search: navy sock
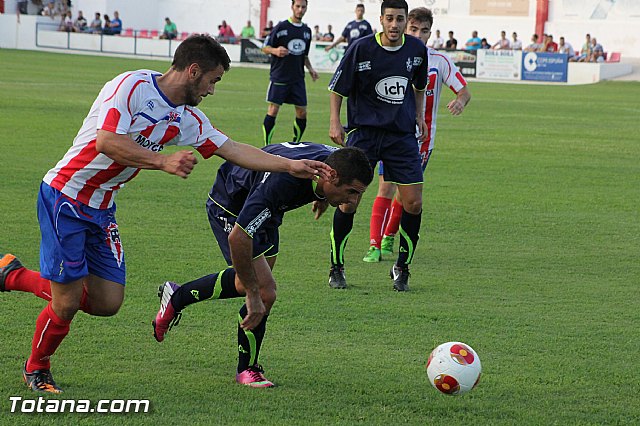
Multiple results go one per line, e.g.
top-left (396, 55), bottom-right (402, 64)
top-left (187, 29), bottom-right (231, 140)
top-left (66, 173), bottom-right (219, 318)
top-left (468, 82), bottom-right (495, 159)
top-left (263, 115), bottom-right (276, 146)
top-left (293, 117), bottom-right (307, 142)
top-left (330, 208), bottom-right (355, 268)
top-left (237, 304), bottom-right (269, 373)
top-left (396, 209), bottom-right (421, 268)
top-left (171, 268), bottom-right (241, 311)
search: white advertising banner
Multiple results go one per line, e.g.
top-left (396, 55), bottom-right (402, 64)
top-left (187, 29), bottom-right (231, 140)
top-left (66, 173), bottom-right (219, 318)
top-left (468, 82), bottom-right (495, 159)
top-left (476, 49), bottom-right (523, 80)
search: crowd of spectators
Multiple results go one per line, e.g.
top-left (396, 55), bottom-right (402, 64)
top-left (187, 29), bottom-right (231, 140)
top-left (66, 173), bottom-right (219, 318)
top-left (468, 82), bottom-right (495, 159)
top-left (56, 9), bottom-right (121, 35)
top-left (425, 29), bottom-right (608, 62)
top-left (32, 3), bottom-right (612, 61)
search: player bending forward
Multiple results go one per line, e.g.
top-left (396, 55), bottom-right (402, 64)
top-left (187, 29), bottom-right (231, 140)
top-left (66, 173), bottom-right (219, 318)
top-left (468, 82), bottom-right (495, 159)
top-left (153, 143), bottom-right (372, 387)
top-left (0, 35), bottom-right (330, 394)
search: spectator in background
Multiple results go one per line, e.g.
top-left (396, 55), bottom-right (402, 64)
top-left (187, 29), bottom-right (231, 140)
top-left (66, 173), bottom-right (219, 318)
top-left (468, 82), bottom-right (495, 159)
top-left (102, 15), bottom-right (112, 35)
top-left (88, 12), bottom-right (102, 34)
top-left (324, 3), bottom-right (373, 51)
top-left (218, 20), bottom-right (236, 43)
top-left (17, 0), bottom-right (29, 15)
top-left (429, 29), bottom-right (444, 49)
top-left (322, 24), bottom-right (335, 42)
top-left (58, 10), bottom-right (73, 32)
top-left (511, 32), bottom-right (522, 50)
top-left (524, 34), bottom-right (540, 52)
top-left (110, 11), bottom-right (122, 35)
top-left (541, 34), bottom-right (558, 52)
top-left (160, 17), bottom-right (178, 39)
top-left (313, 25), bottom-right (322, 40)
top-left (465, 30), bottom-right (481, 50)
top-left (261, 20), bottom-right (274, 39)
top-left (445, 30), bottom-right (457, 49)
top-left (491, 30), bottom-right (510, 49)
top-left (575, 33), bottom-right (592, 62)
top-left (241, 20), bottom-right (255, 39)
top-left (480, 38), bottom-right (491, 49)
top-left (558, 36), bottom-right (574, 58)
top-left (74, 10), bottom-right (87, 32)
top-left (589, 37), bottom-right (604, 62)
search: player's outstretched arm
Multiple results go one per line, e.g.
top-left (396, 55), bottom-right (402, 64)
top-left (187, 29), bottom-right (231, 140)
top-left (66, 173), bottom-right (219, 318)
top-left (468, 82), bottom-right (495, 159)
top-left (324, 35), bottom-right (346, 51)
top-left (447, 87), bottom-right (471, 116)
top-left (96, 130), bottom-right (197, 178)
top-left (216, 138), bottom-right (332, 180)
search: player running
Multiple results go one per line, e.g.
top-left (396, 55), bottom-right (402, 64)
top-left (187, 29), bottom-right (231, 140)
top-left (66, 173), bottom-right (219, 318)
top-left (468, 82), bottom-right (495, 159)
top-left (0, 35), bottom-right (330, 393)
top-left (326, 0), bottom-right (428, 291)
top-left (362, 7), bottom-right (471, 271)
top-left (152, 143), bottom-right (372, 387)
top-left (261, 0), bottom-right (318, 145)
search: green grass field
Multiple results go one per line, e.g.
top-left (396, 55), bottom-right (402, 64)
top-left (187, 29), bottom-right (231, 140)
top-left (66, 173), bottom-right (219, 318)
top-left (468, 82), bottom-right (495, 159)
top-left (0, 49), bottom-right (639, 425)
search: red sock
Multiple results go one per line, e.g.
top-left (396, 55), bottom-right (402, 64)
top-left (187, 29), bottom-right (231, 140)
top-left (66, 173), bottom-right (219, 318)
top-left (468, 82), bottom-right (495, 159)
top-left (369, 197), bottom-right (392, 248)
top-left (26, 303), bottom-right (71, 372)
top-left (384, 198), bottom-right (403, 237)
top-left (5, 267), bottom-right (52, 302)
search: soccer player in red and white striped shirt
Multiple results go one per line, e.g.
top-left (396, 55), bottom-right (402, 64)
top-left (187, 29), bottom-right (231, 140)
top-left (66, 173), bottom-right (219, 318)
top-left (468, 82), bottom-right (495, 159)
top-left (0, 34), bottom-right (330, 393)
top-left (363, 7), bottom-right (471, 271)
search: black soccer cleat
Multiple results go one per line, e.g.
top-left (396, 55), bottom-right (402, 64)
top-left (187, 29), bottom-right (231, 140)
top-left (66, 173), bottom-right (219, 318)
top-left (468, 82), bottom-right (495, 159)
top-left (0, 253), bottom-right (24, 292)
top-left (23, 363), bottom-right (63, 393)
top-left (390, 264), bottom-right (410, 292)
top-left (328, 266), bottom-right (347, 289)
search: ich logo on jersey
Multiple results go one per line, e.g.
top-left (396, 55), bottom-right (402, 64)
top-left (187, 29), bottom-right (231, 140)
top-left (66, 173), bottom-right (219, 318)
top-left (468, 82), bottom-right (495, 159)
top-left (287, 39), bottom-right (306, 55)
top-left (375, 76), bottom-right (408, 104)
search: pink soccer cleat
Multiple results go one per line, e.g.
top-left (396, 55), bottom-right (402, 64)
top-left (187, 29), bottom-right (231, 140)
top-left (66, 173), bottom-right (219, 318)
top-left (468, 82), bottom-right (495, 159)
top-left (235, 365), bottom-right (275, 388)
top-left (152, 281), bottom-right (182, 342)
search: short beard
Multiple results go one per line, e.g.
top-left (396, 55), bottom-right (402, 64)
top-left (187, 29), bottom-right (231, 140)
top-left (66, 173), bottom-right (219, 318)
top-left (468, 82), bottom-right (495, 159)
top-left (185, 75), bottom-right (204, 106)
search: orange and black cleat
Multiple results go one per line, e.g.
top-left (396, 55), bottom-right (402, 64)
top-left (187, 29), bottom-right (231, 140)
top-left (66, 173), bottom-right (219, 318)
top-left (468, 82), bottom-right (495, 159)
top-left (0, 253), bottom-right (24, 292)
top-left (23, 363), bottom-right (63, 394)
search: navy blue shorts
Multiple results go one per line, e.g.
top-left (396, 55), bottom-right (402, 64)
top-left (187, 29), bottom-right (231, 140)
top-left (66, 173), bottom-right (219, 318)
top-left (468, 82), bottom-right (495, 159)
top-left (346, 127), bottom-right (423, 185)
top-left (206, 197), bottom-right (279, 266)
top-left (37, 182), bottom-right (126, 285)
top-left (378, 147), bottom-right (433, 176)
top-left (266, 80), bottom-right (307, 107)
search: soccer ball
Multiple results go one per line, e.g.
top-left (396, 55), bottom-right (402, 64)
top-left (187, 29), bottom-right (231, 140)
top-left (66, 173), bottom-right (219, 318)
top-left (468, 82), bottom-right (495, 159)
top-left (426, 342), bottom-right (481, 395)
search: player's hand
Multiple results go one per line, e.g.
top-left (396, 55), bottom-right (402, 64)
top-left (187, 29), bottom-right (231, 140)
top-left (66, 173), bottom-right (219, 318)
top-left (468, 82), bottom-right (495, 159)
top-left (161, 151), bottom-right (198, 178)
top-left (324, 45), bottom-right (333, 52)
top-left (329, 120), bottom-right (346, 146)
top-left (447, 99), bottom-right (465, 116)
top-left (311, 199), bottom-right (329, 220)
top-left (415, 118), bottom-right (428, 143)
top-left (275, 46), bottom-right (289, 57)
top-left (241, 291), bottom-right (266, 330)
top-left (288, 159), bottom-right (333, 181)
top-left (309, 69), bottom-right (319, 82)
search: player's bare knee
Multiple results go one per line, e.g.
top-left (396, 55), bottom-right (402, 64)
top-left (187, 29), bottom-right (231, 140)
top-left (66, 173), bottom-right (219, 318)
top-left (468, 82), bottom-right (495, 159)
top-left (52, 300), bottom-right (80, 321)
top-left (403, 199), bottom-right (423, 215)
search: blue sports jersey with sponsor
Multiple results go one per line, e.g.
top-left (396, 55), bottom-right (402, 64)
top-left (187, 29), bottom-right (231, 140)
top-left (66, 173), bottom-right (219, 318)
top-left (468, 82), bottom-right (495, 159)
top-left (209, 142), bottom-right (337, 236)
top-left (328, 33), bottom-right (428, 134)
top-left (341, 19), bottom-right (373, 45)
top-left (264, 19), bottom-right (312, 84)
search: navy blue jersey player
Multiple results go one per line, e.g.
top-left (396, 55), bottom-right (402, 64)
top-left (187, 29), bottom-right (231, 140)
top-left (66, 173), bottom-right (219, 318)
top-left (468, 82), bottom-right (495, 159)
top-left (326, 0), bottom-right (428, 292)
top-left (153, 143), bottom-right (372, 387)
top-left (324, 3), bottom-right (373, 51)
top-left (261, 0), bottom-right (318, 145)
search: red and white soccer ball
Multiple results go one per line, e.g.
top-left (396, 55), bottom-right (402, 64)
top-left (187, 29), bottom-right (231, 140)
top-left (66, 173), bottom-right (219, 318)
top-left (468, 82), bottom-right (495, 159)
top-left (426, 342), bottom-right (481, 395)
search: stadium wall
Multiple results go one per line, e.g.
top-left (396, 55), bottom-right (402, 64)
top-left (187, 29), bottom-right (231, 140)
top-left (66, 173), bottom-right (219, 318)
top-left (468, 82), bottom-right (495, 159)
top-left (2, 0), bottom-right (638, 57)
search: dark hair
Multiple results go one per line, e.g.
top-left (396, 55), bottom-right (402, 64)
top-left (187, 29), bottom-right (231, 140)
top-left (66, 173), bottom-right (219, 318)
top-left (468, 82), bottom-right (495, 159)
top-left (381, 0), bottom-right (408, 16)
top-left (356, 3), bottom-right (365, 8)
top-left (292, 0), bottom-right (308, 4)
top-left (172, 34), bottom-right (231, 73)
top-left (325, 147), bottom-right (373, 187)
top-left (407, 7), bottom-right (433, 28)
